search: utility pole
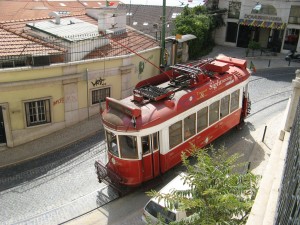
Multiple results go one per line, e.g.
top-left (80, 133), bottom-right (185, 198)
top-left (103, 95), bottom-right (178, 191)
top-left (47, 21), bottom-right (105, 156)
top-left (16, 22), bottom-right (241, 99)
top-left (160, 0), bottom-right (166, 68)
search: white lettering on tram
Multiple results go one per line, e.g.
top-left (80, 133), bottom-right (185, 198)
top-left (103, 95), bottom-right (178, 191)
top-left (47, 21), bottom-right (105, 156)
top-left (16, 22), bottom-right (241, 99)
top-left (209, 76), bottom-right (234, 90)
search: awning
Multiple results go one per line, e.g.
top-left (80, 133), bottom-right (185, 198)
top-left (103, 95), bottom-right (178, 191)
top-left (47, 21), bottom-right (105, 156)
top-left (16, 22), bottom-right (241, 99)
top-left (239, 19), bottom-right (286, 30)
top-left (166, 34), bottom-right (197, 43)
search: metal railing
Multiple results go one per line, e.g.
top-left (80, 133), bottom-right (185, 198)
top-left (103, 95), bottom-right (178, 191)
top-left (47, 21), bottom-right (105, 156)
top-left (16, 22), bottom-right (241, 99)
top-left (275, 99), bottom-right (300, 225)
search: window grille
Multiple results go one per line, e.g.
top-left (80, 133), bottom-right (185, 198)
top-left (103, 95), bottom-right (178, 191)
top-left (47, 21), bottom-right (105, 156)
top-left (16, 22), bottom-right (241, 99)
top-left (92, 87), bottom-right (110, 105)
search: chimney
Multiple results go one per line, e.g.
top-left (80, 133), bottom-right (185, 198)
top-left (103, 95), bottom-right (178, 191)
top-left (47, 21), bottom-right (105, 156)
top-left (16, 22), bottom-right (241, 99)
top-left (49, 11), bottom-right (60, 25)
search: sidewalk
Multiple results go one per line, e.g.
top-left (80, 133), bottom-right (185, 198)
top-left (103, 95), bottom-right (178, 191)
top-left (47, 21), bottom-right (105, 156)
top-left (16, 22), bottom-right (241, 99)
top-left (0, 45), bottom-right (297, 168)
top-left (205, 45), bottom-right (299, 70)
top-left (0, 115), bottom-right (102, 168)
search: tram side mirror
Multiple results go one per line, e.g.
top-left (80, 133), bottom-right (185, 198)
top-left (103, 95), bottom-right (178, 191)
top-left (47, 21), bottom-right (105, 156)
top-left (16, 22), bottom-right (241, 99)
top-left (131, 117), bottom-right (136, 128)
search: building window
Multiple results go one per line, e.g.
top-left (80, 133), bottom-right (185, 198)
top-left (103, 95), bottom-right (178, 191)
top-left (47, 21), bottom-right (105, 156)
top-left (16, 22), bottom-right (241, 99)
top-left (92, 87), bottom-right (110, 105)
top-left (226, 22), bottom-right (238, 43)
top-left (228, 1), bottom-right (241, 19)
top-left (25, 99), bottom-right (51, 127)
top-left (289, 6), bottom-right (300, 24)
top-left (251, 4), bottom-right (277, 15)
top-left (283, 28), bottom-right (299, 51)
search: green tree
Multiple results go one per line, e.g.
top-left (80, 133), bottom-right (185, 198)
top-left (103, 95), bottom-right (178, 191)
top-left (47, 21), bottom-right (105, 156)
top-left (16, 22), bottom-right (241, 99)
top-left (248, 41), bottom-right (261, 56)
top-left (147, 146), bottom-right (259, 225)
top-left (174, 6), bottom-right (227, 59)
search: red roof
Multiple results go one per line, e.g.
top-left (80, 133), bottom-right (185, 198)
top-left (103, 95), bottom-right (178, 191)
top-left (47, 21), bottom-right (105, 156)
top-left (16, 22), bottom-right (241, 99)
top-left (0, 1), bottom-right (159, 63)
top-left (0, 25), bottom-right (65, 57)
top-left (84, 28), bottom-right (159, 59)
top-left (0, 1), bottom-right (120, 21)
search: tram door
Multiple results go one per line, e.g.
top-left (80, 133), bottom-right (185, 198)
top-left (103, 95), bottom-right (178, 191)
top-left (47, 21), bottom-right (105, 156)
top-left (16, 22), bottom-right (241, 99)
top-left (141, 132), bottom-right (160, 182)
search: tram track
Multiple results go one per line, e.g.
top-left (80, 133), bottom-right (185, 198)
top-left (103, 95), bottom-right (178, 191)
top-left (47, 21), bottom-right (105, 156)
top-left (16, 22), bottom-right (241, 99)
top-left (0, 141), bottom-right (107, 192)
top-left (249, 72), bottom-right (295, 83)
top-left (247, 98), bottom-right (290, 117)
top-left (58, 185), bottom-right (119, 225)
top-left (250, 90), bottom-right (292, 104)
top-left (10, 184), bottom-right (119, 225)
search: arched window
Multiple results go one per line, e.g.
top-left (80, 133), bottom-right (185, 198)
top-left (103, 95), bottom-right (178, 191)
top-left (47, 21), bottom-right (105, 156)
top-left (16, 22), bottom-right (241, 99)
top-left (251, 4), bottom-right (277, 15)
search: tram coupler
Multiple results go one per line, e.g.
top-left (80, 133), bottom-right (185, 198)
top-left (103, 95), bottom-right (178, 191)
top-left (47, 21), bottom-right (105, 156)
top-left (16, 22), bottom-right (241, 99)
top-left (94, 160), bottom-right (131, 196)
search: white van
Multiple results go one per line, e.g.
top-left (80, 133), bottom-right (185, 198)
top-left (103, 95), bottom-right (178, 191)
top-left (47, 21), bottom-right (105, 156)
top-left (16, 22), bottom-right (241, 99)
top-left (142, 173), bottom-right (190, 224)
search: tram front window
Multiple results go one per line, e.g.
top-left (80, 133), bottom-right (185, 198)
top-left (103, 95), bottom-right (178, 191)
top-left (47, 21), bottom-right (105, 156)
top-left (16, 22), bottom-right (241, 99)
top-left (119, 135), bottom-right (138, 159)
top-left (106, 131), bottom-right (119, 157)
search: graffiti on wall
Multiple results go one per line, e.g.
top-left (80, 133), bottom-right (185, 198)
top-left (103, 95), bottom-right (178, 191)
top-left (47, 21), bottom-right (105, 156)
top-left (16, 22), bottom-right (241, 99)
top-left (53, 97), bottom-right (64, 106)
top-left (91, 77), bottom-right (106, 87)
top-left (65, 95), bottom-right (78, 103)
top-left (53, 95), bottom-right (78, 106)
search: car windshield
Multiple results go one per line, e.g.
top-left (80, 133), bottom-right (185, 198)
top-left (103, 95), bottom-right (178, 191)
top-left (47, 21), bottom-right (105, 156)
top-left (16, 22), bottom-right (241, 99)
top-left (145, 200), bottom-right (176, 224)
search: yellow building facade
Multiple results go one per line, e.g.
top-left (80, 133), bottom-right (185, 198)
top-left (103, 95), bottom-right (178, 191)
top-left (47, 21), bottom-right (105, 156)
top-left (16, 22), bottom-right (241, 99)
top-left (0, 49), bottom-right (160, 148)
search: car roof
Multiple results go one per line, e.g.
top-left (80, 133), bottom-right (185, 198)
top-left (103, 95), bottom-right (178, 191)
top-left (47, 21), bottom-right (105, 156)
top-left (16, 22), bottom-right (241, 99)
top-left (149, 172), bottom-right (191, 210)
top-left (159, 173), bottom-right (190, 194)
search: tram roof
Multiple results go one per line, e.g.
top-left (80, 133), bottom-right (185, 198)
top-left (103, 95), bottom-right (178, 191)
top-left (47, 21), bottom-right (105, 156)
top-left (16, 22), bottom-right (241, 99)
top-left (102, 55), bottom-right (251, 131)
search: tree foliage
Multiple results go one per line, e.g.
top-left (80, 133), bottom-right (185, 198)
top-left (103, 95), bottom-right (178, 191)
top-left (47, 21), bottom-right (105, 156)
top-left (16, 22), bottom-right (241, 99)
top-left (173, 6), bottom-right (227, 59)
top-left (147, 146), bottom-right (260, 225)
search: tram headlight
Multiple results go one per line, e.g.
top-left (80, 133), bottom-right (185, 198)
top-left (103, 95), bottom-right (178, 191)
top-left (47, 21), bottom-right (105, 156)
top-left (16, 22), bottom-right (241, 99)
top-left (111, 158), bottom-right (116, 165)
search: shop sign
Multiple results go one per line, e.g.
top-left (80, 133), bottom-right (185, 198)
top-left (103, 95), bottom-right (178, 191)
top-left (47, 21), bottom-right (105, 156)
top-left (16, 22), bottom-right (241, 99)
top-left (244, 14), bottom-right (282, 22)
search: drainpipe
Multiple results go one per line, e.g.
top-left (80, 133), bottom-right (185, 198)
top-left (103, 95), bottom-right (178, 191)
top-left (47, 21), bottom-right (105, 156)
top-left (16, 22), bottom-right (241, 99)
top-left (86, 68), bottom-right (90, 120)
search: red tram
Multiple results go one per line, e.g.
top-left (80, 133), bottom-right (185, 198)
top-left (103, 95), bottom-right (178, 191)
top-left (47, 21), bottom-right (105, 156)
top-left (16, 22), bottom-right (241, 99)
top-left (95, 55), bottom-right (251, 188)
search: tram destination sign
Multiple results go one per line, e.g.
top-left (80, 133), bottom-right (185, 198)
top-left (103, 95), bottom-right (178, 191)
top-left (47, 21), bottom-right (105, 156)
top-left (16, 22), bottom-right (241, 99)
top-left (106, 97), bottom-right (141, 118)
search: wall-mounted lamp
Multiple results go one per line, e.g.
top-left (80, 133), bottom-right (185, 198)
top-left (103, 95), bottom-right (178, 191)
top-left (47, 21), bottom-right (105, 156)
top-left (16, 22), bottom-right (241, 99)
top-left (253, 2), bottom-right (262, 11)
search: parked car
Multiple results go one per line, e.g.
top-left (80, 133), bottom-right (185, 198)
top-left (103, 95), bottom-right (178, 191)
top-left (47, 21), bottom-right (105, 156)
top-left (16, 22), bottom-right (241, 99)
top-left (142, 173), bottom-right (190, 224)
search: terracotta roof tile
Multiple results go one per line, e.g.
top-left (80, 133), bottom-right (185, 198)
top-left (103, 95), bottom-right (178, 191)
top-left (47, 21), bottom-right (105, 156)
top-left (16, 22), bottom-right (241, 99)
top-left (0, 1), bottom-right (159, 63)
top-left (0, 27), bottom-right (65, 57)
top-left (0, 1), bottom-right (119, 21)
top-left (117, 4), bottom-right (183, 38)
top-left (84, 28), bottom-right (159, 59)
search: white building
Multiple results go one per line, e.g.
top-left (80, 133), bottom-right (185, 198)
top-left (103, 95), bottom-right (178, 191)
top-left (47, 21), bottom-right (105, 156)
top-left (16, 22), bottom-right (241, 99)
top-left (214, 0), bottom-right (300, 54)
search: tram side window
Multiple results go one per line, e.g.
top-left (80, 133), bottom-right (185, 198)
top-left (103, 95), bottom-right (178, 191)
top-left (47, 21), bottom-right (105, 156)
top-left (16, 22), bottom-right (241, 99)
top-left (220, 95), bottom-right (230, 118)
top-left (197, 107), bottom-right (208, 132)
top-left (106, 131), bottom-right (119, 157)
top-left (230, 90), bottom-right (240, 112)
top-left (184, 113), bottom-right (196, 140)
top-left (119, 135), bottom-right (138, 159)
top-left (169, 121), bottom-right (182, 149)
top-left (153, 132), bottom-right (159, 150)
top-left (209, 100), bottom-right (220, 125)
top-left (142, 135), bottom-right (150, 155)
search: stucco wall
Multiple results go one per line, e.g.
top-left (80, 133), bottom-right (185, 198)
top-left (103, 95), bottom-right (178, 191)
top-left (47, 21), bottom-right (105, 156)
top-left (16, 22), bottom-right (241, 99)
top-left (0, 47), bottom-right (160, 147)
